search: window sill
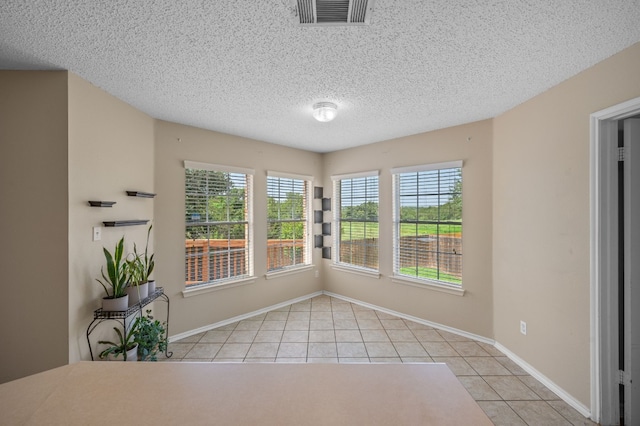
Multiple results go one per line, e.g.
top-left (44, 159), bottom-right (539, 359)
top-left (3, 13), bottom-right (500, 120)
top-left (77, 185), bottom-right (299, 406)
top-left (265, 265), bottom-right (313, 280)
top-left (182, 276), bottom-right (256, 298)
top-left (331, 264), bottom-right (381, 279)
top-left (391, 275), bottom-right (465, 296)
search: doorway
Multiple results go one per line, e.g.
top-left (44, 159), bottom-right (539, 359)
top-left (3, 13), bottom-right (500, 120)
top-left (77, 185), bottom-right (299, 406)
top-left (591, 98), bottom-right (640, 425)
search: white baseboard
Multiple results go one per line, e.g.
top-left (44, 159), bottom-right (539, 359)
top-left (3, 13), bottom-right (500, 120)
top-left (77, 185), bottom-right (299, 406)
top-left (493, 342), bottom-right (591, 418)
top-left (323, 291), bottom-right (494, 345)
top-left (168, 291), bottom-right (323, 342)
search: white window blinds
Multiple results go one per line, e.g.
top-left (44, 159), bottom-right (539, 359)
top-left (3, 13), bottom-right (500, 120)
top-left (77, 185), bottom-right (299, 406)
top-left (266, 172), bottom-right (311, 272)
top-left (184, 161), bottom-right (254, 287)
top-left (333, 171), bottom-right (379, 271)
top-left (392, 162), bottom-right (462, 286)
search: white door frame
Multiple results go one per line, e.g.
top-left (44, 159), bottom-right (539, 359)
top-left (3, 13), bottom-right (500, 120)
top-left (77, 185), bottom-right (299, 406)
top-left (590, 96), bottom-right (640, 424)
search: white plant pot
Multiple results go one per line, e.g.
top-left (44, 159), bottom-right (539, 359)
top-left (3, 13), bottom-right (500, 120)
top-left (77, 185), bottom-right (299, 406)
top-left (125, 344), bottom-right (138, 361)
top-left (147, 280), bottom-right (156, 295)
top-left (102, 294), bottom-right (129, 312)
top-left (140, 282), bottom-right (149, 299)
top-left (127, 282), bottom-right (149, 306)
top-left (106, 344), bottom-right (138, 361)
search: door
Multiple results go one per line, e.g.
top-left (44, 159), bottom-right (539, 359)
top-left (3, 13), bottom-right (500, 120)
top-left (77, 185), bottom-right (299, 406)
top-left (624, 118), bottom-right (640, 425)
top-left (591, 98), bottom-right (640, 425)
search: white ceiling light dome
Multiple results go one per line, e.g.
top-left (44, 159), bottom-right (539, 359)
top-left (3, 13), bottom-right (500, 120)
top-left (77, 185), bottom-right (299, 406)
top-left (312, 102), bottom-right (338, 122)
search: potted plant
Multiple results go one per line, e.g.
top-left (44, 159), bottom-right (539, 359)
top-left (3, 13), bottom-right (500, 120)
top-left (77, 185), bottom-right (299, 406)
top-left (126, 224), bottom-right (155, 305)
top-left (139, 224), bottom-right (156, 294)
top-left (125, 254), bottom-right (148, 306)
top-left (135, 309), bottom-right (167, 361)
top-left (96, 236), bottom-right (129, 311)
top-left (98, 322), bottom-right (139, 361)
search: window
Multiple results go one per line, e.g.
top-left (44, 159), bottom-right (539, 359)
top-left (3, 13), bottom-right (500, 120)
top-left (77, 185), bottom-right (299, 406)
top-left (184, 161), bottom-right (254, 288)
top-left (333, 171), bottom-right (379, 271)
top-left (267, 172), bottom-right (311, 272)
top-left (392, 161), bottom-right (462, 286)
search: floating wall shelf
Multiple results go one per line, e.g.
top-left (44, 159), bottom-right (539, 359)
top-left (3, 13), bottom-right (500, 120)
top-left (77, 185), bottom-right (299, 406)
top-left (126, 191), bottom-right (156, 198)
top-left (88, 201), bottom-right (116, 207)
top-left (322, 247), bottom-right (331, 259)
top-left (313, 187), bottom-right (332, 256)
top-left (103, 220), bottom-right (149, 227)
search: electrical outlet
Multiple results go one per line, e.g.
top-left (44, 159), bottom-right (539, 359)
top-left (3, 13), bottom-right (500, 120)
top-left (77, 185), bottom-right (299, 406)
top-left (92, 226), bottom-right (102, 242)
top-left (520, 320), bottom-right (527, 335)
top-left (315, 270), bottom-right (319, 278)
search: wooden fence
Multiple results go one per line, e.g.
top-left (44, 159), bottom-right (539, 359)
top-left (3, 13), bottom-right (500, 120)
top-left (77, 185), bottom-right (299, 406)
top-left (186, 235), bottom-right (462, 285)
top-left (185, 239), bottom-right (305, 285)
top-left (338, 238), bottom-right (379, 270)
top-left (338, 236), bottom-right (462, 278)
top-left (397, 235), bottom-right (462, 278)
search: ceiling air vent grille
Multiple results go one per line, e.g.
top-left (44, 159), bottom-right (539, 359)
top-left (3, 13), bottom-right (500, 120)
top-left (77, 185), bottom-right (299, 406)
top-left (295, 0), bottom-right (374, 26)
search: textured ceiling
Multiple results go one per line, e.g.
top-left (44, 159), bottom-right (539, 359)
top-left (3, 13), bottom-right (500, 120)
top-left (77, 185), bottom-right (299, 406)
top-left (1, 1), bottom-right (640, 153)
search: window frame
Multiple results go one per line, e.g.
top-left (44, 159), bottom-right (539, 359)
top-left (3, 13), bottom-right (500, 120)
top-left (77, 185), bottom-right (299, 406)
top-left (391, 161), bottom-right (463, 293)
top-left (183, 160), bottom-right (255, 292)
top-left (265, 171), bottom-right (312, 276)
top-left (332, 170), bottom-right (380, 274)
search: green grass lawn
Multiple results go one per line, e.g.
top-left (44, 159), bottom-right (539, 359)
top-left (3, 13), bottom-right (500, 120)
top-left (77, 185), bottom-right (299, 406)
top-left (399, 223), bottom-right (461, 236)
top-left (399, 267), bottom-right (462, 285)
top-left (339, 222), bottom-right (461, 240)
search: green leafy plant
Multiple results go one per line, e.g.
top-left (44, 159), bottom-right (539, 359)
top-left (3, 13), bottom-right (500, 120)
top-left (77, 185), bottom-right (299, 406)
top-left (126, 254), bottom-right (145, 287)
top-left (143, 224), bottom-right (155, 282)
top-left (134, 310), bottom-right (167, 361)
top-left (132, 224), bottom-right (155, 283)
top-left (98, 322), bottom-right (138, 361)
top-left (96, 236), bottom-right (128, 299)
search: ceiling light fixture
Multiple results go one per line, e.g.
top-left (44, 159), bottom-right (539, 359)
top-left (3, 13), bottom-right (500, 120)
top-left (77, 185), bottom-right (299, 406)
top-left (312, 102), bottom-right (338, 122)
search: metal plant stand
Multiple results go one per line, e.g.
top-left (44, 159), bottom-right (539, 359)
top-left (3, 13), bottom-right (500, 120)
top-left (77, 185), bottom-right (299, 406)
top-left (86, 287), bottom-right (172, 360)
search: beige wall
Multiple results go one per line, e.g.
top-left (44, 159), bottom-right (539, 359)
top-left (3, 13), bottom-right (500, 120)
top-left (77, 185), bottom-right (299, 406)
top-left (0, 71), bottom-right (69, 383)
top-left (493, 42), bottom-right (640, 406)
top-left (154, 121), bottom-right (324, 336)
top-left (322, 120), bottom-right (494, 338)
top-left (67, 73), bottom-right (155, 363)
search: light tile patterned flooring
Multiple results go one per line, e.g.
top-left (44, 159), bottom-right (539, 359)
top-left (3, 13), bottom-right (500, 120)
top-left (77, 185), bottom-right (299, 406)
top-left (162, 295), bottom-right (596, 426)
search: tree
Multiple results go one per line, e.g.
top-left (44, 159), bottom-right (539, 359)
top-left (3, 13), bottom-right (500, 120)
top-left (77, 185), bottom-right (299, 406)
top-left (440, 172), bottom-right (462, 221)
top-left (341, 201), bottom-right (378, 221)
top-left (267, 191), bottom-right (305, 240)
top-left (185, 169), bottom-right (246, 239)
top-left (398, 170), bottom-right (461, 223)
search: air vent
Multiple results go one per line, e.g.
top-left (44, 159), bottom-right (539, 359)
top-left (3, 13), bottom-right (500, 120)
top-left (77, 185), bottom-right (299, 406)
top-left (295, 0), bottom-right (375, 26)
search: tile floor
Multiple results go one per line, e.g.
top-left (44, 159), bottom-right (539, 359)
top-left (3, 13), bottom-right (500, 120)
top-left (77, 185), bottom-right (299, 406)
top-left (161, 295), bottom-right (596, 426)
